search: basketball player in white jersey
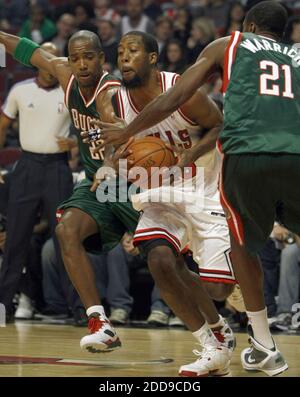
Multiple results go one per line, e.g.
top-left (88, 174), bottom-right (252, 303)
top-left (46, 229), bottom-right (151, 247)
top-left (91, 32), bottom-right (245, 376)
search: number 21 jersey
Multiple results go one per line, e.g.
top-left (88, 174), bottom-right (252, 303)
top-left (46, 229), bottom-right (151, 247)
top-left (220, 31), bottom-right (300, 154)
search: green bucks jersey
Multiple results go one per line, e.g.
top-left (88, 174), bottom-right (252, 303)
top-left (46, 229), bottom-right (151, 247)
top-left (219, 31), bottom-right (300, 154)
top-left (65, 72), bottom-right (120, 179)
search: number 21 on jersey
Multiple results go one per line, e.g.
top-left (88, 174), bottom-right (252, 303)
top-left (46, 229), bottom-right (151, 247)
top-left (259, 60), bottom-right (294, 98)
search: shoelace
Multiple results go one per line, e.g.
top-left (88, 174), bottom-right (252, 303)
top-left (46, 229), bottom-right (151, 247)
top-left (192, 344), bottom-right (220, 361)
top-left (88, 317), bottom-right (107, 334)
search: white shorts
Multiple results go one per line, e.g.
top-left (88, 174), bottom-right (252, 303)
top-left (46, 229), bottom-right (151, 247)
top-left (132, 187), bottom-right (236, 284)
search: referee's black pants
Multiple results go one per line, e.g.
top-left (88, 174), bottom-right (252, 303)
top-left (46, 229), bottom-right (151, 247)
top-left (0, 151), bottom-right (77, 313)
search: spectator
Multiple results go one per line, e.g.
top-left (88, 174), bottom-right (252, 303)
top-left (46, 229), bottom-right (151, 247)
top-left (97, 19), bottom-right (119, 71)
top-left (223, 1), bottom-right (246, 36)
top-left (154, 16), bottom-right (174, 54)
top-left (143, 0), bottom-right (162, 22)
top-left (18, 4), bottom-right (57, 44)
top-left (94, 0), bottom-right (121, 25)
top-left (0, 43), bottom-right (75, 322)
top-left (164, 0), bottom-right (192, 20)
top-left (283, 15), bottom-right (300, 44)
top-left (14, 217), bottom-right (49, 319)
top-left (272, 234), bottom-right (300, 331)
top-left (73, 0), bottom-right (98, 34)
top-left (41, 237), bottom-right (133, 325)
top-left (51, 13), bottom-right (76, 57)
top-left (1, 0), bottom-right (49, 30)
top-left (160, 38), bottom-right (188, 74)
top-left (173, 6), bottom-right (192, 45)
top-left (203, 0), bottom-right (232, 35)
top-left (187, 17), bottom-right (216, 64)
top-left (260, 223), bottom-right (300, 329)
top-left (0, 118), bottom-right (20, 149)
top-left (0, 170), bottom-right (49, 319)
top-left (0, 0), bottom-right (10, 31)
top-left (118, 0), bottom-right (154, 37)
top-left (147, 284), bottom-right (171, 326)
top-left (73, 0), bottom-right (95, 27)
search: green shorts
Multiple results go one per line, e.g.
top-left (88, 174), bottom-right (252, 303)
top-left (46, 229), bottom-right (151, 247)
top-left (57, 178), bottom-right (139, 254)
top-left (220, 153), bottom-right (300, 254)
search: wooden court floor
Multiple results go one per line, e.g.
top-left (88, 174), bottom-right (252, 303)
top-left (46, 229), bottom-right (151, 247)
top-left (0, 322), bottom-right (299, 377)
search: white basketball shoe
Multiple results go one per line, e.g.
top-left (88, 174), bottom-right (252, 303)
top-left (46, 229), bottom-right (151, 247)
top-left (80, 315), bottom-right (121, 353)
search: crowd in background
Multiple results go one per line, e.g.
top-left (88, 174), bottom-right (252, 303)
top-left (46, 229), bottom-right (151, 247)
top-left (0, 0), bottom-right (299, 332)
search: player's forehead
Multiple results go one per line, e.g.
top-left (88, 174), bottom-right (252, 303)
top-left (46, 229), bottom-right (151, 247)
top-left (69, 39), bottom-right (97, 55)
top-left (119, 35), bottom-right (144, 49)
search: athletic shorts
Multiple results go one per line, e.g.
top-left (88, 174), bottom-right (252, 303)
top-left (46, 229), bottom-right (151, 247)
top-left (132, 186), bottom-right (236, 284)
top-left (219, 153), bottom-right (300, 254)
top-left (57, 178), bottom-right (139, 254)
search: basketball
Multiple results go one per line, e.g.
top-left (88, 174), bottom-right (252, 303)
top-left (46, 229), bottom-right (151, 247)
top-left (127, 136), bottom-right (176, 188)
top-left (126, 136), bottom-right (177, 187)
top-left (126, 135), bottom-right (177, 171)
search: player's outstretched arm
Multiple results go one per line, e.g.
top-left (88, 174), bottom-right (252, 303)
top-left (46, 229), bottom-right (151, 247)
top-left (0, 31), bottom-right (70, 90)
top-left (98, 37), bottom-right (229, 149)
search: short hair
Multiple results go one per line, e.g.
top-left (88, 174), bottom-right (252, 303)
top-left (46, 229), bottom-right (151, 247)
top-left (245, 1), bottom-right (288, 39)
top-left (69, 30), bottom-right (102, 53)
top-left (123, 31), bottom-right (159, 55)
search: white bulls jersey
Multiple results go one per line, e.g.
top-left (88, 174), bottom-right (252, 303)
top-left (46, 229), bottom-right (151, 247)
top-left (113, 71), bottom-right (235, 285)
top-left (115, 71), bottom-right (221, 198)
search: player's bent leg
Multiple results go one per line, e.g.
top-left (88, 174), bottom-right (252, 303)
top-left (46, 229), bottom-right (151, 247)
top-left (140, 241), bottom-right (232, 377)
top-left (203, 281), bottom-right (234, 302)
top-left (146, 243), bottom-right (206, 332)
top-left (56, 208), bottom-right (121, 353)
top-left (174, 257), bottom-right (236, 353)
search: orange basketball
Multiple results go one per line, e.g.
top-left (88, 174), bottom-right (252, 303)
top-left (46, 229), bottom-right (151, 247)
top-left (126, 136), bottom-right (177, 187)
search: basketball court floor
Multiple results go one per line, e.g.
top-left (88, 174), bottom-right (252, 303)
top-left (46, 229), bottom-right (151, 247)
top-left (0, 322), bottom-right (299, 377)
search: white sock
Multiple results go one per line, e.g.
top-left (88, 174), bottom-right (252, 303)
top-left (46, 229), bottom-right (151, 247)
top-left (247, 308), bottom-right (274, 349)
top-left (192, 322), bottom-right (218, 347)
top-left (209, 315), bottom-right (224, 329)
top-left (86, 305), bottom-right (107, 319)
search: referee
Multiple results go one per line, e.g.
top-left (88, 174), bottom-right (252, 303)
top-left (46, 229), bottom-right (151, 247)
top-left (0, 42), bottom-right (75, 320)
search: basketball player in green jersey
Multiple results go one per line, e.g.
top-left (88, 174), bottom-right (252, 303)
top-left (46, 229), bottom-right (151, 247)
top-left (97, 1), bottom-right (297, 375)
top-left (0, 29), bottom-right (140, 351)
